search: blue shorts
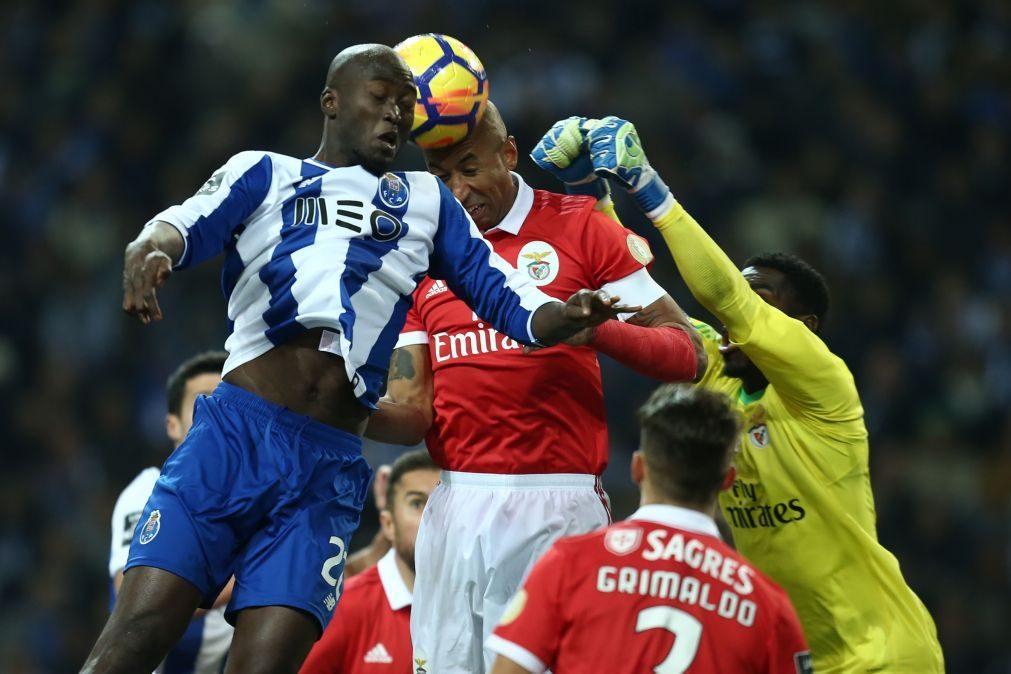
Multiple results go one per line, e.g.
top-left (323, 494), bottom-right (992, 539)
top-left (125, 381), bottom-right (372, 630)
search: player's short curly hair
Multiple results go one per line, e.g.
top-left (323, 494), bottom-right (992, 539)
top-left (385, 449), bottom-right (439, 510)
top-left (743, 252), bottom-right (830, 327)
top-left (637, 385), bottom-right (740, 505)
top-left (165, 351), bottom-right (228, 416)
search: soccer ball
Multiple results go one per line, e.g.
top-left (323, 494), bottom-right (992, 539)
top-left (394, 34), bottom-right (489, 149)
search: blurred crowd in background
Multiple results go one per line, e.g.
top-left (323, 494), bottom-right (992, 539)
top-left (2, 0), bottom-right (1009, 671)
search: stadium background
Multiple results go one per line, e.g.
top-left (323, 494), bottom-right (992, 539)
top-left (2, 1), bottom-right (1009, 671)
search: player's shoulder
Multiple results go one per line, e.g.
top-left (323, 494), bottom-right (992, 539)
top-left (342, 564), bottom-right (383, 597)
top-left (400, 170), bottom-right (442, 192)
top-left (529, 188), bottom-right (596, 224)
top-left (690, 318), bottom-right (722, 344)
top-left (333, 565), bottom-right (384, 617)
top-left (551, 522), bottom-right (637, 557)
top-left (220, 150), bottom-right (281, 173)
top-left (412, 275), bottom-right (446, 301)
top-left (398, 171), bottom-right (455, 214)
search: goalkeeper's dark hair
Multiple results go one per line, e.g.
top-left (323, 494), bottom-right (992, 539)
top-left (385, 449), bottom-right (439, 509)
top-left (744, 252), bottom-right (829, 327)
top-left (166, 351), bottom-right (228, 416)
top-left (637, 385), bottom-right (740, 505)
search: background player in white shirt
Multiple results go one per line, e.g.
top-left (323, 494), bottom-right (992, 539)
top-left (84, 43), bottom-right (632, 674)
top-left (109, 351), bottom-right (233, 674)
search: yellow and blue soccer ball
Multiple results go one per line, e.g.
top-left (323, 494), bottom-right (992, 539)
top-left (394, 34), bottom-right (489, 149)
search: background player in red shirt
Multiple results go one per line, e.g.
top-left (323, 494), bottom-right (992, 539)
top-left (300, 450), bottom-right (439, 674)
top-left (488, 385), bottom-right (811, 674)
top-left (366, 100), bottom-right (706, 674)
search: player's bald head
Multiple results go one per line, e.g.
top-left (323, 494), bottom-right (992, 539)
top-left (472, 101), bottom-right (507, 145)
top-left (325, 43), bottom-right (411, 90)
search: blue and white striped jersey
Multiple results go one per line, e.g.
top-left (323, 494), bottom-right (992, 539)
top-left (148, 152), bottom-right (555, 407)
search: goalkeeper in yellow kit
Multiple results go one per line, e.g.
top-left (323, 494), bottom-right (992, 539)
top-left (532, 117), bottom-right (943, 673)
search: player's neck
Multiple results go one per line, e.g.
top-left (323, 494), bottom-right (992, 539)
top-left (641, 486), bottom-right (717, 520)
top-left (313, 136), bottom-right (355, 169)
top-left (395, 553), bottom-right (416, 592)
top-left (739, 371), bottom-right (768, 395)
top-left (313, 147), bottom-right (347, 169)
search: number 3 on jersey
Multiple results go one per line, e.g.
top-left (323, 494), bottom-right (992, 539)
top-left (636, 606), bottom-right (702, 674)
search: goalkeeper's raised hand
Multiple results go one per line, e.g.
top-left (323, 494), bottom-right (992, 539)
top-left (530, 116), bottom-right (609, 200)
top-left (587, 116), bottom-right (675, 219)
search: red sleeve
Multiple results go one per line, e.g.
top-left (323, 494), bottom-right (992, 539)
top-left (489, 545), bottom-right (568, 672)
top-left (401, 298), bottom-right (425, 334)
top-left (397, 285), bottom-right (428, 345)
top-left (581, 209), bottom-right (654, 286)
top-left (764, 591), bottom-right (812, 674)
top-left (299, 615), bottom-right (348, 674)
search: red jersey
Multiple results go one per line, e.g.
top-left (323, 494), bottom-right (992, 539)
top-left (398, 175), bottom-right (663, 475)
top-left (489, 504), bottom-right (812, 674)
top-left (300, 551), bottom-right (412, 674)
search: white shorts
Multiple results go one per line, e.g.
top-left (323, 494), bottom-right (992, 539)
top-left (410, 471), bottom-right (610, 674)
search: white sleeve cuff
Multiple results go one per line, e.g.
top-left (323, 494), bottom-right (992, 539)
top-left (601, 268), bottom-right (667, 321)
top-left (394, 331), bottom-right (429, 349)
top-left (144, 217), bottom-right (190, 269)
top-left (486, 635), bottom-right (547, 674)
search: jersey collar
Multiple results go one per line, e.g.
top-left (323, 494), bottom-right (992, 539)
top-left (376, 548), bottom-right (412, 610)
top-left (487, 172), bottom-right (533, 236)
top-left (629, 504), bottom-right (722, 540)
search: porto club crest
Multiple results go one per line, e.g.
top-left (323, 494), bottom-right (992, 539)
top-left (138, 510), bottom-right (162, 545)
top-left (379, 172), bottom-right (410, 209)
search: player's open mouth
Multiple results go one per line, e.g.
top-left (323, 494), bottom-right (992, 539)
top-left (467, 204), bottom-right (485, 220)
top-left (377, 132), bottom-right (398, 152)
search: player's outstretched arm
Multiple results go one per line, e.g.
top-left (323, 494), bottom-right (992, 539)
top-left (122, 222), bottom-right (184, 324)
top-left (587, 117), bottom-right (852, 410)
top-left (559, 292), bottom-right (705, 382)
top-left (611, 294), bottom-right (707, 381)
top-left (367, 345), bottom-right (434, 445)
top-left (532, 289), bottom-right (640, 346)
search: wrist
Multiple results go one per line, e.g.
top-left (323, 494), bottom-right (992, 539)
top-left (565, 177), bottom-right (609, 200)
top-left (532, 300), bottom-right (586, 346)
top-left (586, 320), bottom-right (611, 346)
top-left (631, 172), bottom-right (673, 217)
top-left (139, 220), bottom-right (186, 265)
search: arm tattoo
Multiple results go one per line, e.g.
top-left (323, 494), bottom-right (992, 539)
top-left (389, 349), bottom-right (416, 381)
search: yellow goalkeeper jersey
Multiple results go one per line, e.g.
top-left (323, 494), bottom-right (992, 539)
top-left (654, 202), bottom-right (943, 673)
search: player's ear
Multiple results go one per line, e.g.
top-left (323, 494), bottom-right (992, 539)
top-left (631, 451), bottom-right (645, 486)
top-left (720, 465), bottom-right (736, 492)
top-left (166, 414), bottom-right (183, 446)
top-left (321, 87), bottom-right (339, 119)
top-left (800, 313), bottom-right (819, 334)
top-left (502, 135), bottom-right (518, 170)
top-left (379, 508), bottom-right (395, 544)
